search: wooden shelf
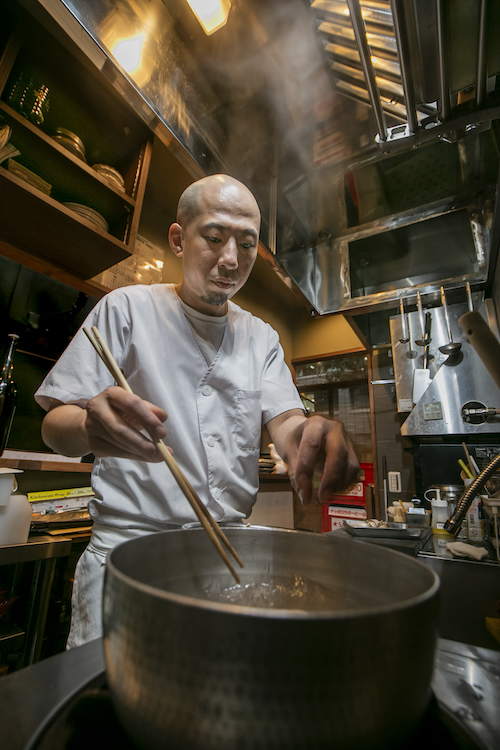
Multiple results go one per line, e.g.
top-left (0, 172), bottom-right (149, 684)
top-left (0, 625), bottom-right (25, 650)
top-left (0, 102), bottom-right (137, 210)
top-left (0, 164), bottom-right (133, 278)
top-left (0, 237), bottom-right (110, 298)
top-left (0, 12), bottom-right (153, 292)
top-left (0, 453), bottom-right (92, 473)
top-left (259, 473), bottom-right (292, 483)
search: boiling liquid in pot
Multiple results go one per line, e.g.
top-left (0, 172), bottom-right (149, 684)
top-left (201, 574), bottom-right (378, 612)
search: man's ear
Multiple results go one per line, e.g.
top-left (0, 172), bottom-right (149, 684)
top-left (168, 223), bottom-right (184, 257)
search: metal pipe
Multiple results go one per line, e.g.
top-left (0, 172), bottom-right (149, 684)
top-left (445, 453), bottom-right (500, 535)
top-left (346, 0), bottom-right (388, 141)
top-left (389, 0), bottom-right (417, 133)
top-left (435, 0), bottom-right (449, 121)
top-left (335, 79), bottom-right (408, 121)
top-left (476, 0), bottom-right (488, 106)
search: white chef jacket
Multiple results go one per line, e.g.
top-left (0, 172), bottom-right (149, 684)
top-left (35, 283), bottom-right (304, 531)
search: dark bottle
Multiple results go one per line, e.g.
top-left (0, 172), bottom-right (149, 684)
top-left (0, 334), bottom-right (19, 456)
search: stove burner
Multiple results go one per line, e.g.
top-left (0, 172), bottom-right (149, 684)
top-left (26, 674), bottom-right (484, 750)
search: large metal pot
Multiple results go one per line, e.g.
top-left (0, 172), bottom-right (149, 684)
top-left (103, 526), bottom-right (440, 750)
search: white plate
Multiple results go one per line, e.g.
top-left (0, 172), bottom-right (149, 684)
top-left (63, 202), bottom-right (109, 232)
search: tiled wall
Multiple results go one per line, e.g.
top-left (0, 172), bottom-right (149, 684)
top-left (371, 346), bottom-right (416, 516)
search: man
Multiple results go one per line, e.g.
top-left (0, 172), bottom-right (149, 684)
top-left (36, 174), bottom-right (359, 647)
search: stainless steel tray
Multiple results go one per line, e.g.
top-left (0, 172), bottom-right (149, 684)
top-left (343, 521), bottom-right (429, 539)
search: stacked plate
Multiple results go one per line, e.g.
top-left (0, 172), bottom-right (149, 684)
top-left (0, 123), bottom-right (12, 149)
top-left (63, 202), bottom-right (109, 232)
top-left (52, 128), bottom-right (87, 162)
top-left (92, 163), bottom-right (125, 192)
top-left (8, 159), bottom-right (51, 195)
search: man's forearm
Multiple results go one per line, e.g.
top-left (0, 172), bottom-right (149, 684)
top-left (266, 411), bottom-right (306, 465)
top-left (41, 405), bottom-right (91, 457)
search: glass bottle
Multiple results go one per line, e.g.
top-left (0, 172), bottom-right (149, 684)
top-left (0, 334), bottom-right (19, 456)
top-left (7, 72), bottom-right (50, 127)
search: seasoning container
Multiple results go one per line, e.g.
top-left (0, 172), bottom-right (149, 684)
top-left (406, 507), bottom-right (431, 527)
top-left (431, 490), bottom-right (449, 533)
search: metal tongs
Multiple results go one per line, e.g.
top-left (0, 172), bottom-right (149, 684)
top-left (83, 325), bottom-right (243, 583)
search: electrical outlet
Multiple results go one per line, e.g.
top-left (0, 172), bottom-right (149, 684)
top-left (388, 471), bottom-right (402, 493)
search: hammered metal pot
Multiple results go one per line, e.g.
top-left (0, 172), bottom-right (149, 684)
top-left (103, 526), bottom-right (440, 750)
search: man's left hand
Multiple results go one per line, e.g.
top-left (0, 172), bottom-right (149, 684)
top-left (267, 411), bottom-right (360, 504)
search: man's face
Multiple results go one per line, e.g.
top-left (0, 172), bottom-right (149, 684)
top-left (170, 180), bottom-right (261, 316)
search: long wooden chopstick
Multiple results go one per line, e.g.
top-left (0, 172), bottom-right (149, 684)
top-left (83, 325), bottom-right (243, 582)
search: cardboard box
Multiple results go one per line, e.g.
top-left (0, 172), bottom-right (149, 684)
top-left (467, 496), bottom-right (484, 542)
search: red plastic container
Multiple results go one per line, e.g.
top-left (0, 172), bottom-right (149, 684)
top-left (320, 463), bottom-right (373, 533)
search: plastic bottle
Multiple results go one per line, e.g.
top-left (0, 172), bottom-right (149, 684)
top-left (431, 488), bottom-right (450, 534)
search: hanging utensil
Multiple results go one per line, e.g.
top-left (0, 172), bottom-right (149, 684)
top-left (413, 312), bottom-right (433, 403)
top-left (466, 281), bottom-right (474, 312)
top-left (415, 291), bottom-right (430, 347)
top-left (438, 286), bottom-right (462, 355)
top-left (399, 296), bottom-right (410, 344)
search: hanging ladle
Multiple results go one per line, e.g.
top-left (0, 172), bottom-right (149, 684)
top-left (415, 291), bottom-right (431, 347)
top-left (466, 281), bottom-right (474, 312)
top-left (438, 286), bottom-right (462, 355)
top-left (399, 295), bottom-right (410, 344)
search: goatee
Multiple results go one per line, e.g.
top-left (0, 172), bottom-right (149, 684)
top-left (201, 292), bottom-right (228, 307)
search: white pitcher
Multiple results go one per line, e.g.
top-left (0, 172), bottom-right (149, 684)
top-left (0, 468), bottom-right (31, 545)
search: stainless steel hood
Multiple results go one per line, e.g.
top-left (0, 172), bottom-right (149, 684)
top-left (32, 0), bottom-right (500, 314)
top-left (390, 297), bottom-right (500, 437)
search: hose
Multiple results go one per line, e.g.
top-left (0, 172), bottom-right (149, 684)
top-left (444, 452), bottom-right (500, 536)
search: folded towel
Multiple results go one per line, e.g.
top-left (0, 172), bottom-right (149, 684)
top-left (445, 542), bottom-right (488, 561)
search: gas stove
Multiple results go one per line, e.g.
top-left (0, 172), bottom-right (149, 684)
top-left (0, 638), bottom-right (498, 750)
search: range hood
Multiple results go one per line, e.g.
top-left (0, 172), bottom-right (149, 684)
top-left (29, 0), bottom-right (500, 314)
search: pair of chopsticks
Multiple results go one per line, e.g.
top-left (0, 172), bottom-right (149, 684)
top-left (83, 325), bottom-right (243, 583)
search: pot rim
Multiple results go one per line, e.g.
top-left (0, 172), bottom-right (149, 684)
top-left (105, 525), bottom-right (440, 621)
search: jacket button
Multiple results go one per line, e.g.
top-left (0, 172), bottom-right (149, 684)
top-left (207, 435), bottom-right (216, 447)
top-left (202, 385), bottom-right (212, 396)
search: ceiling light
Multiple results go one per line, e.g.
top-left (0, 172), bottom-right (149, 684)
top-left (186, 0), bottom-right (231, 35)
top-left (99, 9), bottom-right (157, 88)
top-left (112, 33), bottom-right (146, 74)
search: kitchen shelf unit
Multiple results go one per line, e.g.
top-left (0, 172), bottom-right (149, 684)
top-left (0, 535), bottom-right (73, 671)
top-left (0, 7), bottom-right (153, 295)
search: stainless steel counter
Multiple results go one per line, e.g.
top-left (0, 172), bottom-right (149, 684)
top-left (417, 538), bottom-right (500, 652)
top-left (433, 638), bottom-right (500, 750)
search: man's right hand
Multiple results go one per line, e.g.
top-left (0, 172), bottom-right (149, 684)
top-left (41, 387), bottom-right (168, 462)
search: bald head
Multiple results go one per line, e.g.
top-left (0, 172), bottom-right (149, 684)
top-left (177, 174), bottom-right (260, 230)
top-left (169, 173), bottom-right (261, 316)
